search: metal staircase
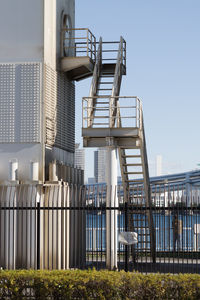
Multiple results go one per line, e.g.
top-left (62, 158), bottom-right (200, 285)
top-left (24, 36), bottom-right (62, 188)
top-left (82, 37), bottom-right (156, 263)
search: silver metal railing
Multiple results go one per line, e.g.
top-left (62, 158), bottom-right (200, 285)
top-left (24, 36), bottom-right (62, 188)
top-left (82, 96), bottom-right (142, 129)
top-left (61, 28), bottom-right (96, 61)
top-left (96, 38), bottom-right (126, 68)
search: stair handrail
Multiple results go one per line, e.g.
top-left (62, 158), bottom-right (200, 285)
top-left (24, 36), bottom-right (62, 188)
top-left (87, 37), bottom-right (102, 128)
top-left (110, 36), bottom-right (125, 127)
top-left (140, 111), bottom-right (156, 262)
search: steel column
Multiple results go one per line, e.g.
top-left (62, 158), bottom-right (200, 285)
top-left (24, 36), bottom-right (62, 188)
top-left (106, 147), bottom-right (118, 270)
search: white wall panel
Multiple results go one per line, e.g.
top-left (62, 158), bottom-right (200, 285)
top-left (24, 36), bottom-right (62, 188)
top-left (0, 0), bottom-right (44, 62)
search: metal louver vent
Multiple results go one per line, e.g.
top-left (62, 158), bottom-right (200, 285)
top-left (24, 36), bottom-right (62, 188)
top-left (44, 65), bottom-right (75, 153)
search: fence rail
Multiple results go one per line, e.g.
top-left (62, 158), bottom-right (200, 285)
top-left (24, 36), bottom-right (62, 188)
top-left (0, 183), bottom-right (200, 273)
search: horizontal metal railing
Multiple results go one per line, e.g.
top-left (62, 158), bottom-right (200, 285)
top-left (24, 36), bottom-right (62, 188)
top-left (61, 28), bottom-right (96, 61)
top-left (0, 182), bottom-right (200, 273)
top-left (96, 39), bottom-right (126, 68)
top-left (82, 96), bottom-right (142, 129)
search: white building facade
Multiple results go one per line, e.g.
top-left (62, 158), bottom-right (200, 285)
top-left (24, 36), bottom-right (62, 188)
top-left (74, 143), bottom-right (85, 171)
top-left (0, 0), bottom-right (75, 182)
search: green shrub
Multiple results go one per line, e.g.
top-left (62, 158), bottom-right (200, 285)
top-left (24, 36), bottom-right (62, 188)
top-left (0, 269), bottom-right (200, 299)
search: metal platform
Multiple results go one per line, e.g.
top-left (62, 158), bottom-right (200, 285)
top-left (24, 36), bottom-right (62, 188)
top-left (60, 28), bottom-right (96, 80)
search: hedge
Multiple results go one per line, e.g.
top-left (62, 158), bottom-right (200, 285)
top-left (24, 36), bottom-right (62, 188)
top-left (0, 269), bottom-right (200, 299)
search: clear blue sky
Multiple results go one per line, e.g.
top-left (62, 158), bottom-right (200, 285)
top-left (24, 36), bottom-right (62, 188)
top-left (75, 0), bottom-right (200, 180)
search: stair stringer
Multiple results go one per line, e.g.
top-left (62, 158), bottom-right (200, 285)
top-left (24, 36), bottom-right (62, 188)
top-left (140, 114), bottom-right (156, 262)
top-left (87, 37), bottom-right (102, 128)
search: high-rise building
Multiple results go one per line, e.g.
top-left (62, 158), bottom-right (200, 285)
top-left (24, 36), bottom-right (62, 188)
top-left (74, 143), bottom-right (85, 171)
top-left (94, 148), bottom-right (107, 183)
top-left (88, 177), bottom-right (96, 184)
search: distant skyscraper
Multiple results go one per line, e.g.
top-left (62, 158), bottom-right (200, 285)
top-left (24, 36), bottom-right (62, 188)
top-left (156, 155), bottom-right (162, 176)
top-left (94, 148), bottom-right (107, 183)
top-left (74, 143), bottom-right (85, 171)
top-left (88, 177), bottom-right (96, 184)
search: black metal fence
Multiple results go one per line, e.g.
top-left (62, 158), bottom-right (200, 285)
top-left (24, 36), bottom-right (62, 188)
top-left (0, 183), bottom-right (200, 273)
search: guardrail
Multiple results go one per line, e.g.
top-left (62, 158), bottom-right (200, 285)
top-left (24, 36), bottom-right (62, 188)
top-left (82, 96), bottom-right (142, 129)
top-left (61, 28), bottom-right (96, 61)
top-left (95, 39), bottom-right (126, 68)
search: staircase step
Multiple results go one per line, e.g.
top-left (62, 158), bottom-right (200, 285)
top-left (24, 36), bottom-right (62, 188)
top-left (95, 102), bottom-right (110, 104)
top-left (124, 172), bottom-right (143, 175)
top-left (94, 116), bottom-right (109, 118)
top-left (123, 163), bottom-right (142, 166)
top-left (122, 155), bottom-right (141, 158)
top-left (93, 123), bottom-right (109, 125)
top-left (98, 95), bottom-right (111, 99)
top-left (125, 180), bottom-right (144, 183)
top-left (101, 75), bottom-right (114, 78)
top-left (97, 88), bottom-right (112, 91)
top-left (95, 108), bottom-right (109, 111)
top-left (99, 82), bottom-right (113, 84)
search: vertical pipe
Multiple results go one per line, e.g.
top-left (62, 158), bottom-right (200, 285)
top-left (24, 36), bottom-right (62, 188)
top-left (37, 201), bottom-right (40, 270)
top-left (106, 147), bottom-right (118, 270)
top-left (135, 98), bottom-right (138, 128)
top-left (49, 161), bottom-right (58, 181)
top-left (185, 173), bottom-right (191, 207)
top-left (87, 29), bottom-right (89, 57)
top-left (9, 161), bottom-right (18, 181)
top-left (30, 162), bottom-right (39, 181)
top-left (124, 201), bottom-right (128, 272)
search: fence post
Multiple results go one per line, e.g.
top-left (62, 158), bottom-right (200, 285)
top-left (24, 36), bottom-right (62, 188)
top-left (125, 201), bottom-right (128, 272)
top-left (37, 201), bottom-right (40, 270)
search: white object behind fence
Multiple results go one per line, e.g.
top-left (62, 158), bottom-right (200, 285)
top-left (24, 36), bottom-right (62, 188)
top-left (119, 232), bottom-right (138, 245)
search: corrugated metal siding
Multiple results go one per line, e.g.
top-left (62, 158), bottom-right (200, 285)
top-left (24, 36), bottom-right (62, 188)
top-left (0, 63), bottom-right (41, 143)
top-left (44, 65), bottom-right (75, 153)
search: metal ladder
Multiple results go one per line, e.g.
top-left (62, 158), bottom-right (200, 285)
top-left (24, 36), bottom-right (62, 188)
top-left (82, 37), bottom-right (156, 262)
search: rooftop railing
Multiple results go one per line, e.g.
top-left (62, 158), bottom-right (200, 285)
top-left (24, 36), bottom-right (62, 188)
top-left (61, 28), bottom-right (96, 61)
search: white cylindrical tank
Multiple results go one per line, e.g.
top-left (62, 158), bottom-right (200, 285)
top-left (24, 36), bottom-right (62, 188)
top-left (30, 162), bottom-right (39, 181)
top-left (9, 160), bottom-right (18, 181)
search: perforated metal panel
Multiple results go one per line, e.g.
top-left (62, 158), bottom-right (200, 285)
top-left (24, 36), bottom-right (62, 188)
top-left (19, 64), bottom-right (41, 143)
top-left (0, 65), bottom-right (15, 142)
top-left (44, 65), bottom-right (75, 153)
top-left (0, 63), bottom-right (41, 143)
